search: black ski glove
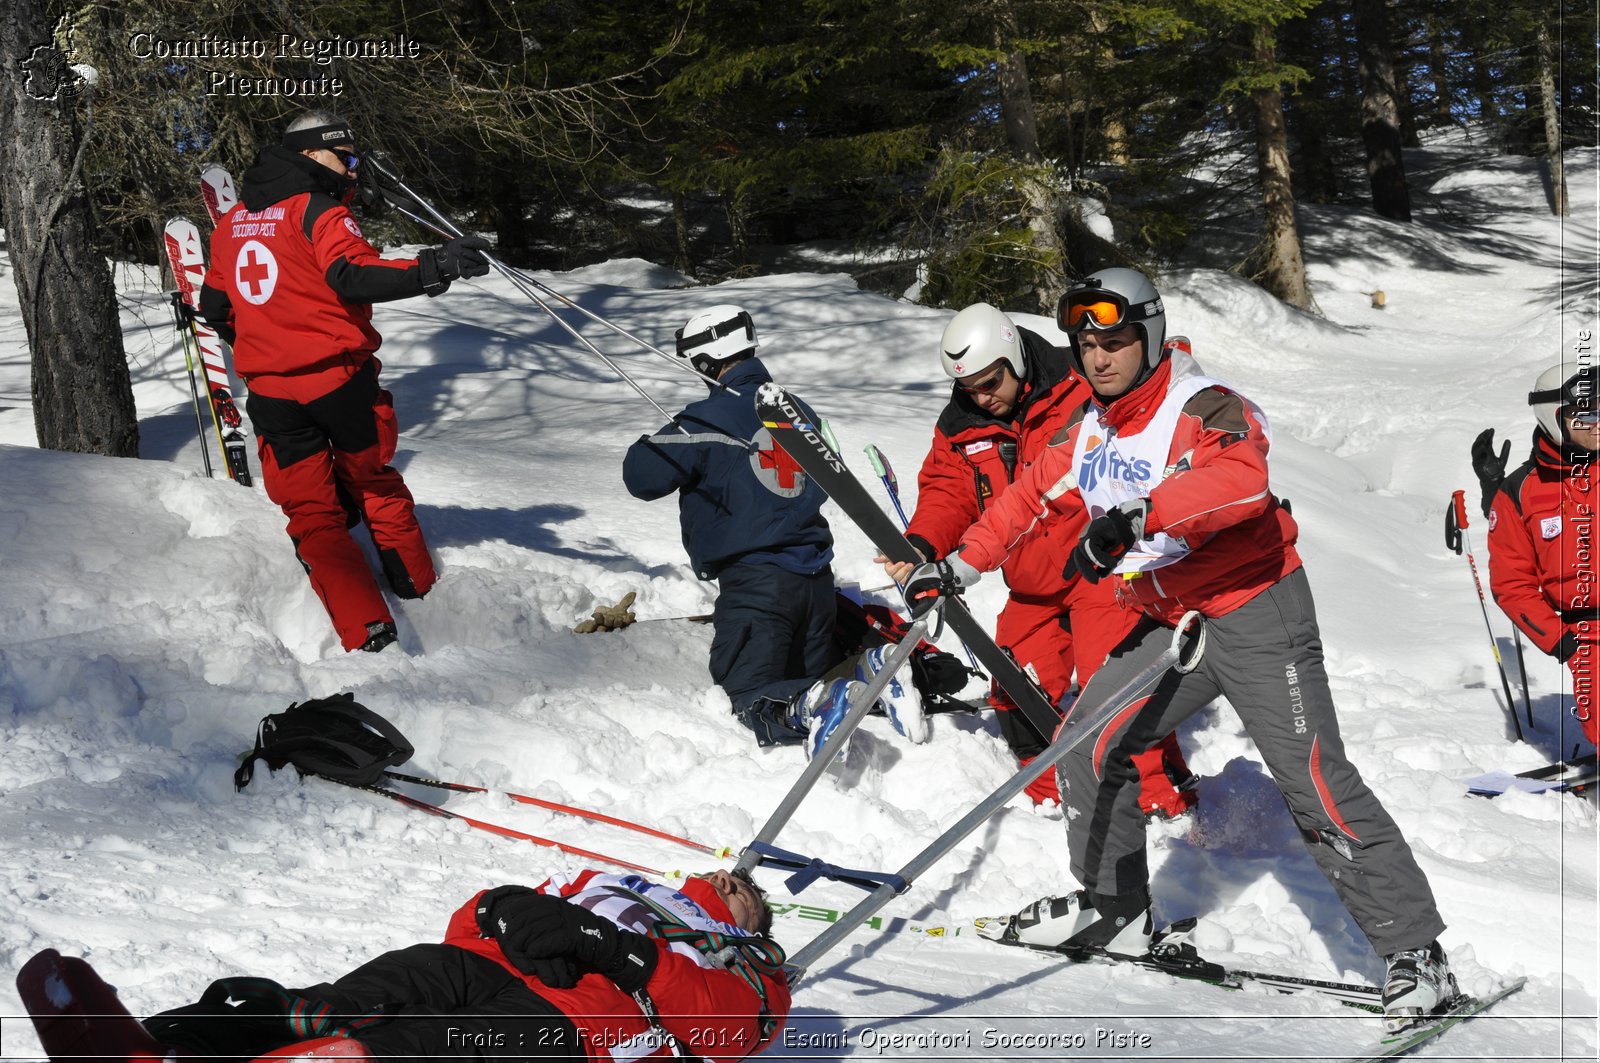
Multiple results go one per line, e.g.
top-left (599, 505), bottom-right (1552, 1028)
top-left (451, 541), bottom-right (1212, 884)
top-left (1471, 428), bottom-right (1512, 519)
top-left (1068, 499), bottom-right (1150, 584)
top-left (475, 886), bottom-right (657, 992)
top-left (419, 236), bottom-right (492, 295)
top-left (904, 554), bottom-right (981, 619)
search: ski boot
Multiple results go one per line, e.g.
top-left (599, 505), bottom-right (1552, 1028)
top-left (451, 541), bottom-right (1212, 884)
top-left (854, 644), bottom-right (929, 743)
top-left (976, 889), bottom-right (1152, 958)
top-left (1382, 940), bottom-right (1457, 1032)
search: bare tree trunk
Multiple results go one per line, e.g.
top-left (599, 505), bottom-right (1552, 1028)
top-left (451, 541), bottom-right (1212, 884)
top-left (672, 191), bottom-right (691, 275)
top-left (1537, 18), bottom-right (1568, 216)
top-left (994, 11), bottom-right (1065, 312)
top-left (0, 0), bottom-right (138, 457)
top-left (1427, 15), bottom-right (1453, 128)
top-left (1353, 0), bottom-right (1412, 221)
top-left (1249, 23), bottom-right (1313, 311)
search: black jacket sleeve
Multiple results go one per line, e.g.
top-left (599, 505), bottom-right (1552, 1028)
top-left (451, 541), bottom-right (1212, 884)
top-left (197, 282), bottom-right (236, 346)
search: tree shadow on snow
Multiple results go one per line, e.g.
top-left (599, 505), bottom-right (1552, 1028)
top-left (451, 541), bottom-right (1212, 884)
top-left (411, 499), bottom-right (647, 569)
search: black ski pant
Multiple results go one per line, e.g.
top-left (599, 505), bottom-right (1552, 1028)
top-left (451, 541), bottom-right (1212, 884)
top-left (298, 944), bottom-right (582, 1062)
top-left (1057, 568), bottom-right (1446, 957)
top-left (710, 561), bottom-right (837, 744)
top-left (147, 946), bottom-right (581, 1063)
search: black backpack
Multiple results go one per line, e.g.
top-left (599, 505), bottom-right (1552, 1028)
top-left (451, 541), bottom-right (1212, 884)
top-left (234, 693), bottom-right (414, 790)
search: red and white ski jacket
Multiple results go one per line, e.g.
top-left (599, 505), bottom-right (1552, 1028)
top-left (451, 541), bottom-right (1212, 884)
top-left (1488, 431), bottom-right (1600, 659)
top-left (444, 871), bottom-right (790, 1062)
top-left (906, 329), bottom-right (1089, 605)
top-left (957, 353), bottom-right (1300, 625)
top-left (200, 147), bottom-right (427, 402)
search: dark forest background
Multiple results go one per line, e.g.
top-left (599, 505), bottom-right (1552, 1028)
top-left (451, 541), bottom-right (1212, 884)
top-left (0, 0), bottom-right (1590, 453)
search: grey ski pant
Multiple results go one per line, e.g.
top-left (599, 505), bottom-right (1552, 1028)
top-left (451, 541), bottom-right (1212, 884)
top-left (1057, 567), bottom-right (1445, 956)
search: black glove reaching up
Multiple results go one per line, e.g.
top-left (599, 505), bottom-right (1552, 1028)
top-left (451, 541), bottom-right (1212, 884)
top-left (420, 235), bottom-right (492, 295)
top-left (1068, 498), bottom-right (1150, 584)
top-left (1471, 428), bottom-right (1512, 519)
top-left (903, 554), bottom-right (982, 619)
top-left (475, 886), bottom-right (657, 992)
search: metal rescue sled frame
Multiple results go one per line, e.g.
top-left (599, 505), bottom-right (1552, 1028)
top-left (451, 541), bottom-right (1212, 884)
top-left (738, 610), bottom-right (1208, 984)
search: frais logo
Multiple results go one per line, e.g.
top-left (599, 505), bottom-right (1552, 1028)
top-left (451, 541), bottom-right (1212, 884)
top-left (1078, 434), bottom-right (1152, 492)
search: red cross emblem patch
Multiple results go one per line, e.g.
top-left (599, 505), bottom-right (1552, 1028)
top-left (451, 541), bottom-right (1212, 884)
top-left (751, 427), bottom-right (807, 498)
top-left (235, 240), bottom-right (278, 305)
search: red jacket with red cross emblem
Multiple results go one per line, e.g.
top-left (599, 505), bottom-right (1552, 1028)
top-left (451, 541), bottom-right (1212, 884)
top-left (199, 147), bottom-right (429, 401)
top-left (905, 328), bottom-right (1088, 603)
top-left (957, 353), bottom-right (1300, 625)
top-left (445, 870), bottom-right (791, 1062)
top-left (1488, 431), bottom-right (1600, 659)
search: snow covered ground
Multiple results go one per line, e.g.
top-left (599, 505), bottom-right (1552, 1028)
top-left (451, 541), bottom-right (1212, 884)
top-left (0, 129), bottom-right (1596, 1062)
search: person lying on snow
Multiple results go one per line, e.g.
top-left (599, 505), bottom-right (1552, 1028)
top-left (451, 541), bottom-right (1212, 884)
top-left (18, 869), bottom-right (788, 1063)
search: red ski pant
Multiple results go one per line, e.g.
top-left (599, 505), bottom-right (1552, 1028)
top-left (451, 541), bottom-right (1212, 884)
top-left (247, 361), bottom-right (436, 651)
top-left (993, 581), bottom-right (1191, 809)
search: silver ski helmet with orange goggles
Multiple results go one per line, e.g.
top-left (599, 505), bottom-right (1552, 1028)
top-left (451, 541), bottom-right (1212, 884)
top-left (1529, 361), bottom-right (1600, 445)
top-left (1057, 267), bottom-right (1167, 375)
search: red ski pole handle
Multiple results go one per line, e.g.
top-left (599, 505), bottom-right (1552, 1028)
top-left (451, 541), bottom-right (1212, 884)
top-left (1445, 490), bottom-right (1467, 555)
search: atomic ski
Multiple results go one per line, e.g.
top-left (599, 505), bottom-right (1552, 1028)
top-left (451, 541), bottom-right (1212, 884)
top-left (975, 913), bottom-right (1526, 1058)
top-left (162, 215), bottom-right (253, 486)
top-left (1341, 976), bottom-right (1526, 1063)
top-left (199, 162), bottom-right (238, 225)
top-left (757, 383), bottom-right (1060, 742)
top-left (974, 915), bottom-right (1385, 1009)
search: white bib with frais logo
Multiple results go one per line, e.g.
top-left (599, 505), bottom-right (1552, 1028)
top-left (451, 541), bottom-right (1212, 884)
top-left (1072, 371), bottom-right (1268, 576)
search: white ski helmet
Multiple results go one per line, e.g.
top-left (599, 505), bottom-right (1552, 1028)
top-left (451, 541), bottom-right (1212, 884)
top-left (1057, 267), bottom-right (1167, 375)
top-left (675, 304), bottom-right (758, 378)
top-left (940, 303), bottom-right (1026, 381)
top-left (1529, 360), bottom-right (1600, 443)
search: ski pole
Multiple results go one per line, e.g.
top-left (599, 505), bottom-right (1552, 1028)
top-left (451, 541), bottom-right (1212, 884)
top-left (379, 194), bottom-right (723, 432)
top-left (863, 443), bottom-right (912, 526)
top-left (782, 611), bottom-right (1207, 983)
top-left (325, 775), bottom-right (668, 876)
top-left (736, 616), bottom-right (932, 876)
top-left (382, 771), bottom-right (731, 857)
top-left (1512, 628), bottom-right (1535, 732)
top-left (364, 154), bottom-right (736, 399)
top-left (1446, 490), bottom-right (1525, 742)
top-left (169, 292), bottom-right (215, 478)
top-left (863, 443), bottom-right (982, 674)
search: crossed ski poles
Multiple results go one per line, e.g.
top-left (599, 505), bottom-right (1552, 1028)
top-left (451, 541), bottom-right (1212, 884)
top-left (1445, 490), bottom-right (1530, 740)
top-left (361, 153), bottom-right (726, 440)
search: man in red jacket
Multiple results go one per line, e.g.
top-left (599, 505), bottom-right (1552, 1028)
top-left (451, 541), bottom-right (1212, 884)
top-left (21, 869), bottom-right (788, 1063)
top-left (881, 303), bottom-right (1193, 813)
top-left (909, 269), bottom-right (1451, 1033)
top-left (1485, 361), bottom-right (1600, 750)
top-left (199, 109), bottom-right (490, 653)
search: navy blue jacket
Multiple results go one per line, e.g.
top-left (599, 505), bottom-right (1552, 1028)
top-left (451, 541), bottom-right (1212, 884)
top-left (623, 358), bottom-right (834, 580)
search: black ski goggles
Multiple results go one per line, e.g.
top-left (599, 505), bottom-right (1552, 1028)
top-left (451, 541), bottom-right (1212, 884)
top-left (1057, 286), bottom-right (1161, 334)
top-left (675, 310), bottom-right (754, 355)
top-left (1529, 367), bottom-right (1599, 412)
